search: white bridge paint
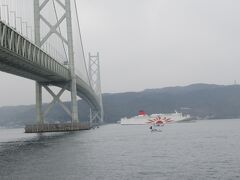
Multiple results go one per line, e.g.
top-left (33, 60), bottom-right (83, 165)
top-left (0, 20), bottom-right (102, 123)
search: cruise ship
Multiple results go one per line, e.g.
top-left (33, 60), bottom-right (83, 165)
top-left (120, 110), bottom-right (191, 125)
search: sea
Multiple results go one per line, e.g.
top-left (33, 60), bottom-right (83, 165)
top-left (0, 119), bottom-right (240, 180)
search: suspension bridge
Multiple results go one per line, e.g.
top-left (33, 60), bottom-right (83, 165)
top-left (0, 0), bottom-right (103, 133)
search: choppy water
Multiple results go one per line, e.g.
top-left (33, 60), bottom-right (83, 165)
top-left (0, 120), bottom-right (240, 180)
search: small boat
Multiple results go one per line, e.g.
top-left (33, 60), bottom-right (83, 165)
top-left (150, 124), bottom-right (162, 132)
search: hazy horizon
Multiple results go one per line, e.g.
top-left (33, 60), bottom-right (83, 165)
top-left (0, 80), bottom-right (236, 108)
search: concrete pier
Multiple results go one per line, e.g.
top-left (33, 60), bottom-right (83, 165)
top-left (25, 122), bottom-right (91, 133)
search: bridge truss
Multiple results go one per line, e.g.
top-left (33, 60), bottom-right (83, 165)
top-left (34, 0), bottom-right (79, 123)
top-left (0, 0), bottom-right (104, 130)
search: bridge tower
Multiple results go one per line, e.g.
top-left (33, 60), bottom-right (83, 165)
top-left (89, 52), bottom-right (104, 125)
top-left (33, 0), bottom-right (79, 124)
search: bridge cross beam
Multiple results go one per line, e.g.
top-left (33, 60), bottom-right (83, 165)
top-left (90, 109), bottom-right (102, 126)
top-left (34, 0), bottom-right (79, 124)
top-left (35, 83), bottom-right (72, 124)
top-left (43, 85), bottom-right (72, 117)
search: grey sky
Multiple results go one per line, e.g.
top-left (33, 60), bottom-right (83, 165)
top-left (0, 0), bottom-right (239, 106)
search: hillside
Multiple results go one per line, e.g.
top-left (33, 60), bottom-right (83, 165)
top-left (1, 83), bottom-right (240, 127)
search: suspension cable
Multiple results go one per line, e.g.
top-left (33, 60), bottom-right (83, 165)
top-left (73, 0), bottom-right (91, 86)
top-left (52, 0), bottom-right (68, 63)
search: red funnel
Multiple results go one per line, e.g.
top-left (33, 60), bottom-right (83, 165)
top-left (138, 110), bottom-right (145, 116)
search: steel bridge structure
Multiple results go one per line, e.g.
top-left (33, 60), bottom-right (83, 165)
top-left (0, 0), bottom-right (103, 132)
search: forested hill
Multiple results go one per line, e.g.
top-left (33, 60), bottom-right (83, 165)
top-left (1, 83), bottom-right (240, 127)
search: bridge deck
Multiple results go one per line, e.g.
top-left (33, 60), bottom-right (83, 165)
top-left (0, 20), bottom-right (101, 110)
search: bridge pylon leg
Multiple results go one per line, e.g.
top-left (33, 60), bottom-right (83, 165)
top-left (66, 0), bottom-right (79, 123)
top-left (70, 78), bottom-right (79, 123)
top-left (36, 82), bottom-right (43, 124)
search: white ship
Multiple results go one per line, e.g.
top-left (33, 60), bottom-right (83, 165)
top-left (120, 110), bottom-right (191, 125)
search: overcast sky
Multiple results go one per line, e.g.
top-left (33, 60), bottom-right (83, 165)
top-left (0, 0), bottom-right (239, 106)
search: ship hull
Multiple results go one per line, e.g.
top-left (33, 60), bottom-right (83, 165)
top-left (120, 113), bottom-right (190, 125)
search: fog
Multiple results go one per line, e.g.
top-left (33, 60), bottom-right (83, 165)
top-left (0, 0), bottom-right (239, 106)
